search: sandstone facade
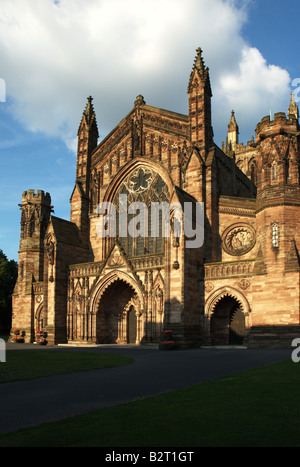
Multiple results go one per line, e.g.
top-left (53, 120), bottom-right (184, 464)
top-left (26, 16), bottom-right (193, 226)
top-left (12, 49), bottom-right (300, 348)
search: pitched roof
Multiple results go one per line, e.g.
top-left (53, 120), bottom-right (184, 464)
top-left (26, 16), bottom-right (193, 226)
top-left (50, 216), bottom-right (82, 247)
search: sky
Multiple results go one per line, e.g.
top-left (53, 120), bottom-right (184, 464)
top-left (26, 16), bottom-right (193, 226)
top-left (0, 0), bottom-right (299, 262)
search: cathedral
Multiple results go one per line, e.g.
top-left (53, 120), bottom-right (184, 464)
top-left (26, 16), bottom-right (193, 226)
top-left (11, 48), bottom-right (300, 348)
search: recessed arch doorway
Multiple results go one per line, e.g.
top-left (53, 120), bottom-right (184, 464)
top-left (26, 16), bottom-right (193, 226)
top-left (205, 287), bottom-right (251, 346)
top-left (96, 278), bottom-right (141, 344)
top-left (210, 296), bottom-right (245, 345)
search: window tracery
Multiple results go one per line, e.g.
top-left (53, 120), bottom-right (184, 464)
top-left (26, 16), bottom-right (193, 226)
top-left (113, 166), bottom-right (170, 257)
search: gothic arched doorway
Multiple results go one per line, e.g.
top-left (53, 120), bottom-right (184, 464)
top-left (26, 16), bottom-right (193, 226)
top-left (35, 303), bottom-right (46, 331)
top-left (96, 278), bottom-right (140, 344)
top-left (210, 296), bottom-right (245, 346)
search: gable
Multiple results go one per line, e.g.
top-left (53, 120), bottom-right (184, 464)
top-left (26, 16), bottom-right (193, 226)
top-left (91, 102), bottom-right (189, 172)
top-left (98, 239), bottom-right (145, 293)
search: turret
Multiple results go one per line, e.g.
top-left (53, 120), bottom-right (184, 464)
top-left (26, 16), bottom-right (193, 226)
top-left (254, 107), bottom-right (300, 272)
top-left (11, 190), bottom-right (53, 342)
top-left (288, 92), bottom-right (299, 121)
top-left (255, 111), bottom-right (300, 196)
top-left (71, 97), bottom-right (99, 246)
top-left (18, 190), bottom-right (53, 285)
top-left (76, 96), bottom-right (99, 194)
top-left (187, 48), bottom-right (214, 154)
top-left (227, 110), bottom-right (239, 153)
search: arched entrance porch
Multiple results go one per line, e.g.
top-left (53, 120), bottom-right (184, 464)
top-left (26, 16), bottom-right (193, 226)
top-left (205, 287), bottom-right (251, 346)
top-left (95, 277), bottom-right (143, 344)
top-left (210, 296), bottom-right (245, 345)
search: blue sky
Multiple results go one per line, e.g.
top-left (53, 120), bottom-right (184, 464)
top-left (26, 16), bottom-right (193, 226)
top-left (0, 0), bottom-right (299, 262)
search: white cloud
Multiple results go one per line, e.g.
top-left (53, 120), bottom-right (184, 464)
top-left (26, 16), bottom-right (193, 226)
top-left (0, 0), bottom-right (292, 149)
top-left (214, 46), bottom-right (291, 142)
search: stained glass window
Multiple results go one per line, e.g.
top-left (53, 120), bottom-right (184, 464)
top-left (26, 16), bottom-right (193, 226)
top-left (113, 167), bottom-right (170, 257)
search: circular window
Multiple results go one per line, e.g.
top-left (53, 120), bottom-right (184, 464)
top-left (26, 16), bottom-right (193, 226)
top-left (222, 223), bottom-right (256, 256)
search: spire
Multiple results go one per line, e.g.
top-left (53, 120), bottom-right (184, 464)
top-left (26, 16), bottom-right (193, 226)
top-left (228, 110), bottom-right (238, 131)
top-left (187, 47), bottom-right (213, 151)
top-left (194, 47), bottom-right (207, 76)
top-left (80, 96), bottom-right (99, 133)
top-left (227, 110), bottom-right (239, 153)
top-left (76, 96), bottom-right (99, 191)
top-left (288, 92), bottom-right (299, 121)
top-left (188, 47), bottom-right (211, 93)
top-left (228, 110), bottom-right (237, 129)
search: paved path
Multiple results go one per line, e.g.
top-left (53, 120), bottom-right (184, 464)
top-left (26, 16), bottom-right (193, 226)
top-left (0, 344), bottom-right (291, 434)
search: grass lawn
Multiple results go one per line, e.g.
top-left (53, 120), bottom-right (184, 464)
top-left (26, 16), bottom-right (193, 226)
top-left (0, 350), bottom-right (134, 383)
top-left (0, 359), bottom-right (298, 447)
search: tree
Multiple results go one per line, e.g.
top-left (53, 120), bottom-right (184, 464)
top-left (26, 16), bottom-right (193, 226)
top-left (0, 250), bottom-right (18, 333)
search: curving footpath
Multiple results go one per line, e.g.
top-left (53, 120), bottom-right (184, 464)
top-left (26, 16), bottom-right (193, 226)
top-left (0, 344), bottom-right (291, 435)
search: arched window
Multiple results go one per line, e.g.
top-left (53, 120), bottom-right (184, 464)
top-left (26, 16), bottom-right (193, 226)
top-left (29, 218), bottom-right (35, 236)
top-left (272, 223), bottom-right (279, 248)
top-left (113, 166), bottom-right (170, 257)
top-left (250, 163), bottom-right (257, 185)
top-left (20, 262), bottom-right (24, 280)
top-left (286, 160), bottom-right (290, 180)
top-left (273, 163), bottom-right (277, 181)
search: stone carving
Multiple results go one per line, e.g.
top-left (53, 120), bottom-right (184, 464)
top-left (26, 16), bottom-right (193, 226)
top-left (108, 251), bottom-right (124, 268)
top-left (90, 169), bottom-right (100, 209)
top-left (155, 286), bottom-right (164, 314)
top-left (222, 223), bottom-right (256, 256)
top-left (45, 234), bottom-right (55, 265)
top-left (205, 282), bottom-right (214, 293)
top-left (239, 279), bottom-right (250, 290)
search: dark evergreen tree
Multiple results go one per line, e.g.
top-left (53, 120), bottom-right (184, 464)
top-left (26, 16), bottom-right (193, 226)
top-left (0, 250), bottom-right (18, 333)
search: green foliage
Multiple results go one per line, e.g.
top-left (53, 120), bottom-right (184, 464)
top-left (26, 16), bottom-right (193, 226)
top-left (0, 250), bottom-right (18, 332)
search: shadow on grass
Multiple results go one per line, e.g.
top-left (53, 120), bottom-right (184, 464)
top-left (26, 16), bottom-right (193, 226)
top-left (0, 359), bottom-right (298, 447)
top-left (0, 350), bottom-right (134, 384)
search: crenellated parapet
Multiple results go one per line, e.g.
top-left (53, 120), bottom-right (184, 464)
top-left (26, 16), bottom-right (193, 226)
top-left (255, 111), bottom-right (299, 143)
top-left (254, 110), bottom-right (300, 193)
top-left (21, 189), bottom-right (51, 204)
top-left (19, 190), bottom-right (53, 243)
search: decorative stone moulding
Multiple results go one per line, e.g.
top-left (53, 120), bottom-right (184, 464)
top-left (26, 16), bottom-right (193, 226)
top-left (222, 223), bottom-right (256, 256)
top-left (205, 282), bottom-right (214, 293)
top-left (239, 279), bottom-right (251, 290)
